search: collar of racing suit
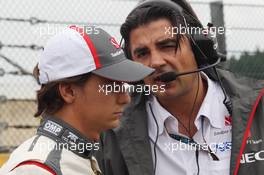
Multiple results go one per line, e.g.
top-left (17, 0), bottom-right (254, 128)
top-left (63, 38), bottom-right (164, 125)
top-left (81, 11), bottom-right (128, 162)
top-left (37, 116), bottom-right (94, 159)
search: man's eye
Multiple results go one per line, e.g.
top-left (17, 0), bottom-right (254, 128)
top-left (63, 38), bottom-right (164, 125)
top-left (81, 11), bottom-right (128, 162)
top-left (135, 51), bottom-right (148, 58)
top-left (162, 44), bottom-right (176, 48)
top-left (160, 44), bottom-right (178, 53)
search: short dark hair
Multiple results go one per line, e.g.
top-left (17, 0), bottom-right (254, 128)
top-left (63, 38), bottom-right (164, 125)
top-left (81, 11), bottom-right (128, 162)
top-left (120, 0), bottom-right (203, 60)
top-left (33, 65), bottom-right (91, 117)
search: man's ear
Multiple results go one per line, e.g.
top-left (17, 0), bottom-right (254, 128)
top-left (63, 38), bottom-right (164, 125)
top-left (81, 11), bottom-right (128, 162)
top-left (58, 83), bottom-right (76, 104)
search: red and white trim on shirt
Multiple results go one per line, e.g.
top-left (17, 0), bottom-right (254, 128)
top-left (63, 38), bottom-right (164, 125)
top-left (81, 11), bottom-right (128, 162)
top-left (11, 161), bottom-right (57, 175)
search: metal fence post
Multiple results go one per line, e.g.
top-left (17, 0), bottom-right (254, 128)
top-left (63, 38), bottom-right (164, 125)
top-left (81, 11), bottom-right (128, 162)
top-left (210, 1), bottom-right (227, 55)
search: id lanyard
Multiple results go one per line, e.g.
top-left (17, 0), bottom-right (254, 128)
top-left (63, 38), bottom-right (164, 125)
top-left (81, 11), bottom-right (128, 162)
top-left (167, 116), bottom-right (219, 161)
top-left (149, 102), bottom-right (219, 175)
top-left (166, 116), bottom-right (219, 175)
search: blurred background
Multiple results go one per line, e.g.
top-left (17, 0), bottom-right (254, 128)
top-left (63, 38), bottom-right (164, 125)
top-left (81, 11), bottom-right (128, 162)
top-left (0, 0), bottom-right (264, 165)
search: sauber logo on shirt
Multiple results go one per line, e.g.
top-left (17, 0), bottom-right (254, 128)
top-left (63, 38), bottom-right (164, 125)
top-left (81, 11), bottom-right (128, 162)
top-left (241, 150), bottom-right (264, 164)
top-left (43, 120), bottom-right (63, 136)
top-left (110, 37), bottom-right (121, 49)
top-left (225, 115), bottom-right (232, 126)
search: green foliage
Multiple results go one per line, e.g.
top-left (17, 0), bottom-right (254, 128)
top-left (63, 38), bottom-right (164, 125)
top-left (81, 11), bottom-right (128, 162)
top-left (228, 49), bottom-right (264, 80)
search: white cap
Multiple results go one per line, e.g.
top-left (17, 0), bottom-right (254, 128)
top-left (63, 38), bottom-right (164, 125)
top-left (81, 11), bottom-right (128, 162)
top-left (38, 25), bottom-right (154, 84)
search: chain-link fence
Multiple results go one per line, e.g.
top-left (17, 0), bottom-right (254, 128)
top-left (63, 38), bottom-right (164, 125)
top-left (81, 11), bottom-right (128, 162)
top-left (0, 0), bottom-right (264, 153)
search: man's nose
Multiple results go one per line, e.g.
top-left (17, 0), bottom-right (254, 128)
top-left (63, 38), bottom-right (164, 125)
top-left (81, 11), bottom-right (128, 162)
top-left (149, 50), bottom-right (166, 69)
top-left (117, 92), bottom-right (131, 105)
